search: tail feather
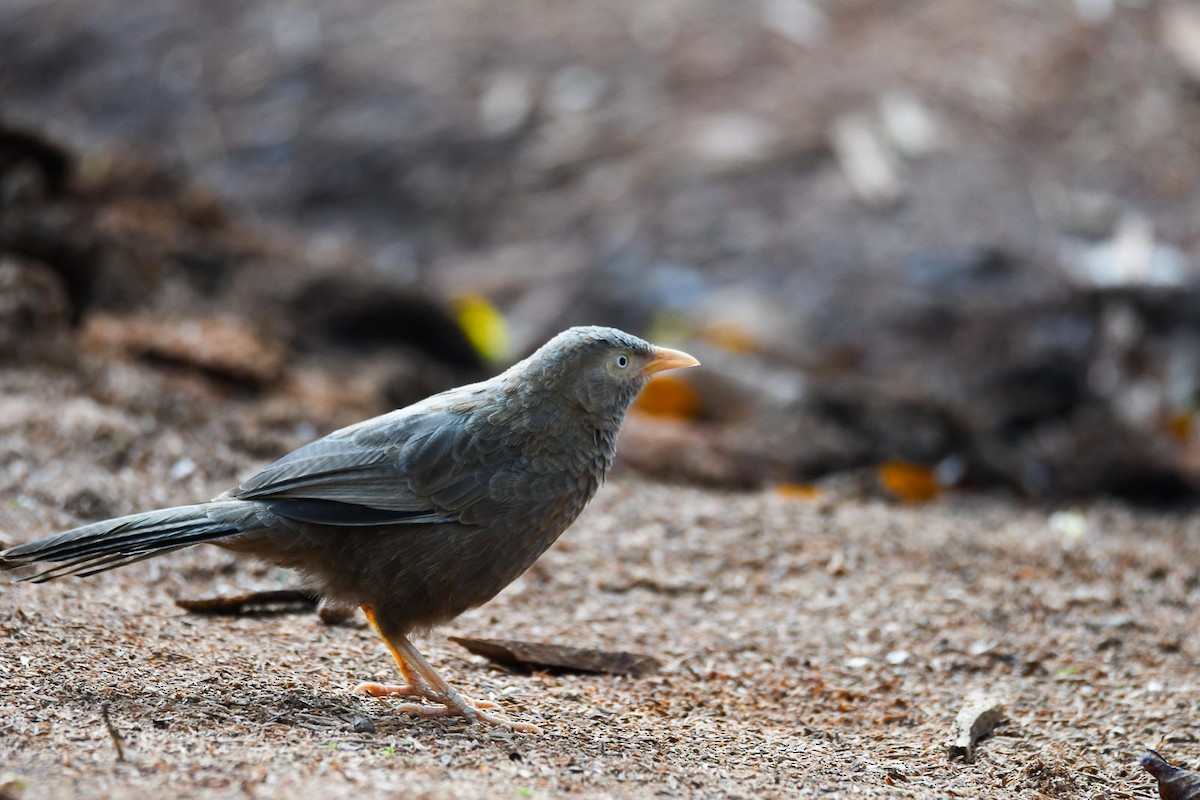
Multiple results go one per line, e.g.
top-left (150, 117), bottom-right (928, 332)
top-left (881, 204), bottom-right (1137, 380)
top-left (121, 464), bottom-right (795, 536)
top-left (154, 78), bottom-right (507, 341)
top-left (1, 501), bottom-right (262, 581)
top-left (35, 547), bottom-right (191, 582)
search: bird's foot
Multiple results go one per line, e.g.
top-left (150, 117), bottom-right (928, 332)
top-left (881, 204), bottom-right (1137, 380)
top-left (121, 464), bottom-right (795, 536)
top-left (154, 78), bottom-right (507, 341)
top-left (352, 680), bottom-right (497, 709)
top-left (392, 699), bottom-right (541, 733)
top-left (353, 681), bottom-right (538, 733)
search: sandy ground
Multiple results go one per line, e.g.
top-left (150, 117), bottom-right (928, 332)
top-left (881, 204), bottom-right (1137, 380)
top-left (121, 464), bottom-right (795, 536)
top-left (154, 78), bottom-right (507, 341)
top-left (1, 366), bottom-right (1196, 800)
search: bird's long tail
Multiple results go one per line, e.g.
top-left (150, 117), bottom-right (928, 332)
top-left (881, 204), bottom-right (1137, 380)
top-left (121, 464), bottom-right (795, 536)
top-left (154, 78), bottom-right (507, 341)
top-left (0, 500), bottom-right (265, 582)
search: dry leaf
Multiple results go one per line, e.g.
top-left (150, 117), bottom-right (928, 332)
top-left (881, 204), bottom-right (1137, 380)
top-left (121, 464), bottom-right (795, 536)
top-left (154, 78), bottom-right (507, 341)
top-left (176, 589), bottom-right (316, 616)
top-left (774, 483), bottom-right (823, 500)
top-left (450, 637), bottom-right (660, 677)
top-left (1165, 412), bottom-right (1195, 443)
top-left (878, 461), bottom-right (941, 503)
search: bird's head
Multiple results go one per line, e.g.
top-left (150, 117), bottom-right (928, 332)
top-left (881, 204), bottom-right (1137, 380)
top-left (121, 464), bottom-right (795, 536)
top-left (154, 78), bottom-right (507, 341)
top-left (519, 326), bottom-right (700, 422)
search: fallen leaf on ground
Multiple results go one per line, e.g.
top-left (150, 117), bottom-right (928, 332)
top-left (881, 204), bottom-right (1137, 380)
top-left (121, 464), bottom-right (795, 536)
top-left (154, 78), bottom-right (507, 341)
top-left (176, 589), bottom-right (316, 616)
top-left (453, 293), bottom-right (510, 365)
top-left (1165, 411), bottom-right (1195, 443)
top-left (878, 461), bottom-right (941, 503)
top-left (449, 637), bottom-right (661, 677)
top-left (775, 483), bottom-right (823, 500)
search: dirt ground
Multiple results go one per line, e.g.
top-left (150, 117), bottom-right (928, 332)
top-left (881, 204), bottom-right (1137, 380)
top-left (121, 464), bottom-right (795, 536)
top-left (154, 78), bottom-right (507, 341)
top-left (0, 361), bottom-right (1195, 800)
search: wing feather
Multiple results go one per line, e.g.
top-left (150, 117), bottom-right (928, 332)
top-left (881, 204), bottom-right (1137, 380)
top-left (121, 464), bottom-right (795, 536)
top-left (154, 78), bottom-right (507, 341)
top-left (233, 403), bottom-right (517, 528)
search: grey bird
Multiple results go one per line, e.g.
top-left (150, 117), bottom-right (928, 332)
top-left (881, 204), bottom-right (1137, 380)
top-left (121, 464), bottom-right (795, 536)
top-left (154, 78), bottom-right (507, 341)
top-left (1, 326), bottom-right (699, 732)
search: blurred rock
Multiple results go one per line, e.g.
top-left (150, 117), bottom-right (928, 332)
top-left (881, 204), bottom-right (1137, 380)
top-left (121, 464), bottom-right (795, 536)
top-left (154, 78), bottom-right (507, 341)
top-left (760, 0), bottom-right (827, 47)
top-left (683, 114), bottom-right (782, 176)
top-left (830, 113), bottom-right (903, 207)
top-left (1074, 0), bottom-right (1114, 25)
top-left (878, 90), bottom-right (940, 159)
top-left (547, 65), bottom-right (608, 115)
top-left (1059, 213), bottom-right (1194, 289)
top-left (479, 72), bottom-right (536, 137)
top-left (1162, 4), bottom-right (1200, 85)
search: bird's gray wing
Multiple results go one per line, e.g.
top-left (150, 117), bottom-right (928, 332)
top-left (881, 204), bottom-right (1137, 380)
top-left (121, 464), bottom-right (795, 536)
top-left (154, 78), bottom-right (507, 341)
top-left (234, 405), bottom-right (517, 528)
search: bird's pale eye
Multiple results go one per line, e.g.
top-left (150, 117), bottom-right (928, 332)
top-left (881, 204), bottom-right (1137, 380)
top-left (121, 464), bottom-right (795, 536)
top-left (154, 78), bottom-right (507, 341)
top-left (614, 354), bottom-right (629, 369)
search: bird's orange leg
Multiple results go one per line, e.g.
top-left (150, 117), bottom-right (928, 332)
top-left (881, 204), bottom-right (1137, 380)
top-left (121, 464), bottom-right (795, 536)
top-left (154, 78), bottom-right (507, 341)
top-left (352, 605), bottom-right (540, 733)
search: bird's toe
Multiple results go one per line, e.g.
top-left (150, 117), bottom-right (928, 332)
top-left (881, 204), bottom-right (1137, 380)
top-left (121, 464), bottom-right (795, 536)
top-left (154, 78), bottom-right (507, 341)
top-left (352, 681), bottom-right (421, 698)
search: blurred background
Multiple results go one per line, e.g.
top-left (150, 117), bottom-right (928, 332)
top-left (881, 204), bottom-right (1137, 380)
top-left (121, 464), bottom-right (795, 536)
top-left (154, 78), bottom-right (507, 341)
top-left (5, 0), bottom-right (1200, 503)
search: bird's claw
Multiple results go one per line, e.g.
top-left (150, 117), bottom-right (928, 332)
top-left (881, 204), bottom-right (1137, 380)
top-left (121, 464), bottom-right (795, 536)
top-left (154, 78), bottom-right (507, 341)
top-left (353, 681), bottom-right (423, 699)
top-left (353, 680), bottom-right (536, 731)
top-left (353, 681), bottom-right (498, 709)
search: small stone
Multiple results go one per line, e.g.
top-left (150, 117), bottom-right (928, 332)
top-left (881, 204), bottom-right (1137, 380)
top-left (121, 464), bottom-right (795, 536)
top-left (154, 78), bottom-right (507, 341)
top-left (479, 72), bottom-right (534, 137)
top-left (351, 716), bottom-right (376, 734)
top-left (686, 113), bottom-right (781, 174)
top-left (885, 650), bottom-right (911, 666)
top-left (1049, 509), bottom-right (1089, 543)
top-left (830, 113), bottom-right (903, 207)
top-left (1162, 3), bottom-right (1200, 85)
top-left (547, 65), bottom-right (607, 115)
top-left (170, 457), bottom-right (197, 481)
top-left (878, 90), bottom-right (940, 158)
top-left (761, 0), bottom-right (827, 46)
top-left (968, 641), bottom-right (996, 657)
top-left (1061, 213), bottom-right (1199, 289)
top-left (1074, 0), bottom-right (1113, 24)
top-left (947, 693), bottom-right (1006, 763)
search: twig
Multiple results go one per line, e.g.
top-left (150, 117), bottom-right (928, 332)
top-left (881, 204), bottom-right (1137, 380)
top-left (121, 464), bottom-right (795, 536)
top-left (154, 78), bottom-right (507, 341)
top-left (100, 703), bottom-right (126, 763)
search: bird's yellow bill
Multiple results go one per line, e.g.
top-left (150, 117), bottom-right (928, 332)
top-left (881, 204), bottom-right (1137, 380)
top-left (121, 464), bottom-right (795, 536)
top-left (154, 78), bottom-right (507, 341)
top-left (645, 346), bottom-right (700, 375)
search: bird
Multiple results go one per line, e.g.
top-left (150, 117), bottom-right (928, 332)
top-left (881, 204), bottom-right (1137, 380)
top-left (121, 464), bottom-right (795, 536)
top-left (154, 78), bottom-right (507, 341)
top-left (1, 326), bottom-right (699, 733)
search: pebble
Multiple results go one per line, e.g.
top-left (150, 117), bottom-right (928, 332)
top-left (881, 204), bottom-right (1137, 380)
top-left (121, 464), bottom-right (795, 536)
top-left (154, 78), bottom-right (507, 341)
top-left (685, 113), bottom-right (781, 175)
top-left (761, 0), bottom-right (827, 46)
top-left (170, 457), bottom-right (197, 482)
top-left (479, 72), bottom-right (534, 137)
top-left (830, 113), bottom-right (903, 207)
top-left (1161, 3), bottom-right (1200, 84)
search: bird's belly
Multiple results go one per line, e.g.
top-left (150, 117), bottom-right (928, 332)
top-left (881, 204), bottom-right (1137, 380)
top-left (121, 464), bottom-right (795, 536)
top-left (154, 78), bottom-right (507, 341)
top-left (261, 510), bottom-right (581, 632)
